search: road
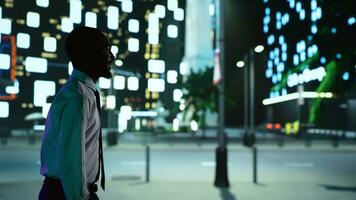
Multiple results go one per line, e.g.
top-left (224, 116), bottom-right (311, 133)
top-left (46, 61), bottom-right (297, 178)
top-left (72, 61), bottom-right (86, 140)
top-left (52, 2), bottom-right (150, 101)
top-left (0, 140), bottom-right (356, 200)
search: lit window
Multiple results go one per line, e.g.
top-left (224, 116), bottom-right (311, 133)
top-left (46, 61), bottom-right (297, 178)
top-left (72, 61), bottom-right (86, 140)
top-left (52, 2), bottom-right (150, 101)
top-left (5, 79), bottom-right (19, 94)
top-left (167, 25), bottom-right (178, 38)
top-left (85, 12), bottom-right (97, 28)
top-left (16, 33), bottom-right (30, 49)
top-left (36, 0), bottom-right (49, 7)
top-left (265, 7), bottom-right (270, 15)
top-left (167, 0), bottom-right (178, 11)
top-left (42, 103), bottom-right (51, 118)
top-left (342, 72), bottom-right (349, 81)
top-left (296, 2), bottom-right (302, 12)
top-left (265, 69), bottom-right (273, 78)
top-left (106, 95), bottom-right (116, 109)
top-left (0, 54), bottom-right (10, 70)
top-left (68, 62), bottom-right (73, 75)
top-left (277, 63), bottom-right (285, 72)
top-left (148, 59), bottom-right (165, 73)
top-left (128, 19), bottom-right (139, 33)
top-left (282, 52), bottom-right (287, 61)
top-left (174, 8), bottom-right (184, 21)
top-left (264, 16), bottom-right (270, 25)
top-left (0, 101), bottom-right (9, 118)
top-left (148, 78), bottom-right (165, 92)
top-left (128, 38), bottom-right (139, 52)
top-left (61, 17), bottom-right (73, 33)
top-left (148, 13), bottom-right (159, 44)
top-left (44, 37), bottom-right (57, 52)
top-left (99, 77), bottom-right (111, 89)
top-left (293, 55), bottom-right (299, 66)
top-left (311, 11), bottom-right (317, 22)
top-left (179, 62), bottom-right (189, 75)
top-left (120, 106), bottom-right (132, 120)
top-left (299, 10), bottom-right (305, 20)
top-left (277, 73), bottom-right (282, 81)
top-left (155, 5), bottom-right (166, 18)
top-left (111, 45), bottom-right (119, 56)
top-left (25, 57), bottom-right (47, 73)
top-left (167, 70), bottom-right (178, 84)
top-left (0, 18), bottom-right (11, 34)
top-left (209, 4), bottom-right (215, 17)
top-left (267, 35), bottom-right (275, 45)
top-left (33, 80), bottom-right (56, 107)
top-left (107, 6), bottom-right (119, 30)
top-left (263, 25), bottom-right (268, 33)
top-left (311, 25), bottom-right (318, 34)
top-left (69, 0), bottom-right (82, 24)
top-left (113, 76), bottom-right (125, 90)
top-left (122, 0), bottom-right (133, 13)
top-left (300, 52), bottom-right (306, 62)
top-left (316, 7), bottom-right (322, 19)
top-left (348, 17), bottom-right (355, 26)
top-left (115, 60), bottom-right (123, 67)
top-left (26, 11), bottom-right (40, 28)
top-left (282, 13), bottom-right (289, 25)
top-left (282, 43), bottom-right (287, 52)
top-left (311, 0), bottom-right (317, 10)
top-left (127, 77), bottom-right (139, 91)
top-left (173, 89), bottom-right (183, 102)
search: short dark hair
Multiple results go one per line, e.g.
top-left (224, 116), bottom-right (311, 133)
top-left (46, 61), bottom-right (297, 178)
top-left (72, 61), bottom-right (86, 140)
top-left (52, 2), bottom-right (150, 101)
top-left (65, 26), bottom-right (105, 69)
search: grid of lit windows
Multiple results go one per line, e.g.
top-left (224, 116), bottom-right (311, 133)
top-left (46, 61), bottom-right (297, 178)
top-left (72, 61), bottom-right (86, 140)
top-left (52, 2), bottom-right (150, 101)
top-left (263, 0), bottom-right (324, 98)
top-left (0, 0), bottom-right (185, 130)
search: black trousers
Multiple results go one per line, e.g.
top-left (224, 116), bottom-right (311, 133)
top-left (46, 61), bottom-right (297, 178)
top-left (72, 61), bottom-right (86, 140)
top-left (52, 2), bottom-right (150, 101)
top-left (38, 177), bottom-right (99, 200)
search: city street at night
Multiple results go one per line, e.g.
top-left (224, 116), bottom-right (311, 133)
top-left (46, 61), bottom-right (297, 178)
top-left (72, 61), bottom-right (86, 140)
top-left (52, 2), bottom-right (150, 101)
top-left (0, 0), bottom-right (355, 199)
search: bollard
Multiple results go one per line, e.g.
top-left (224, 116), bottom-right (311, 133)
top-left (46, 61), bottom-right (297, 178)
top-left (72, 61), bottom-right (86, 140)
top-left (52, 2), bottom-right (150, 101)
top-left (305, 133), bottom-right (312, 148)
top-left (277, 132), bottom-right (284, 147)
top-left (146, 145), bottom-right (150, 182)
top-left (332, 135), bottom-right (339, 148)
top-left (252, 146), bottom-right (257, 184)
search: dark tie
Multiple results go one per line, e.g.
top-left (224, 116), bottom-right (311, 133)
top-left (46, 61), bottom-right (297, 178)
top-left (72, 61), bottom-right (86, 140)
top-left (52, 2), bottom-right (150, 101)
top-left (93, 89), bottom-right (105, 190)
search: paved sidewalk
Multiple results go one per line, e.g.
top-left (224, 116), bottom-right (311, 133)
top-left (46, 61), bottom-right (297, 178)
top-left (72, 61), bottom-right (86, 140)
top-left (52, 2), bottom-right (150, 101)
top-left (1, 140), bottom-right (356, 200)
top-left (1, 180), bottom-right (356, 200)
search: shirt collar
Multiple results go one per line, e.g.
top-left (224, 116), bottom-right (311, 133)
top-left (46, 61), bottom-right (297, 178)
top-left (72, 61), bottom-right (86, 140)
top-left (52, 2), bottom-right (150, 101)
top-left (70, 69), bottom-right (97, 91)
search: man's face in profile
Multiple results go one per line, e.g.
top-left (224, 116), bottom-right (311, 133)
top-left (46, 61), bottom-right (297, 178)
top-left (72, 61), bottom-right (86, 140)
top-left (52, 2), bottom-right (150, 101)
top-left (90, 34), bottom-right (115, 79)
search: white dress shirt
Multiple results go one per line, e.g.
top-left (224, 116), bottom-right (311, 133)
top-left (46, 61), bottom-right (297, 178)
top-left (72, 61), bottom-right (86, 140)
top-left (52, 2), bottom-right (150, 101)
top-left (40, 69), bottom-right (101, 200)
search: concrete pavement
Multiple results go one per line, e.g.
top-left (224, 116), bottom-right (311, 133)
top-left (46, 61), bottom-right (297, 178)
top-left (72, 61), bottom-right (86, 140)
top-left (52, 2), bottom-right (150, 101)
top-left (1, 138), bottom-right (356, 200)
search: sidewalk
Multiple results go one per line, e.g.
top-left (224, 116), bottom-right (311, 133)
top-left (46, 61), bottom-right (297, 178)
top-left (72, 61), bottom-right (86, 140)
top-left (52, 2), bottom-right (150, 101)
top-left (1, 139), bottom-right (356, 200)
top-left (1, 180), bottom-right (355, 200)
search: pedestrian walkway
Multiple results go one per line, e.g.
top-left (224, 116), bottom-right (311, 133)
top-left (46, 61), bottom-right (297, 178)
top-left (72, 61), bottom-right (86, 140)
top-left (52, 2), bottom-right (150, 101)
top-left (1, 180), bottom-right (355, 200)
top-left (1, 138), bottom-right (356, 200)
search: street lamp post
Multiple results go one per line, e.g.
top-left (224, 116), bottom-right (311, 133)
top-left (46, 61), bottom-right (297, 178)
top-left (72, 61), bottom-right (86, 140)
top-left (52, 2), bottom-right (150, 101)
top-left (242, 46), bottom-right (264, 148)
top-left (241, 46), bottom-right (264, 184)
top-left (214, 0), bottom-right (229, 188)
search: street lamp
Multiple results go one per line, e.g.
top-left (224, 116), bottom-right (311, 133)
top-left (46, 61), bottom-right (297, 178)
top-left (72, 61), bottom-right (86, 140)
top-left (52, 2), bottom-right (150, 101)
top-left (243, 45), bottom-right (264, 148)
top-left (236, 60), bottom-right (245, 68)
top-left (254, 45), bottom-right (265, 53)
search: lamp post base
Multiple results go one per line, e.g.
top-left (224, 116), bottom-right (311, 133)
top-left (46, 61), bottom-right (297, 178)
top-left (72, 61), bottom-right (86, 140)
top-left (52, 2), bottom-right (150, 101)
top-left (214, 145), bottom-right (230, 187)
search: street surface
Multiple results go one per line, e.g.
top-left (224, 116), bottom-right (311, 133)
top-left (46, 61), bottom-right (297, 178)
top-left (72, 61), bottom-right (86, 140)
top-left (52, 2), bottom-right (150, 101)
top-left (0, 138), bottom-right (356, 200)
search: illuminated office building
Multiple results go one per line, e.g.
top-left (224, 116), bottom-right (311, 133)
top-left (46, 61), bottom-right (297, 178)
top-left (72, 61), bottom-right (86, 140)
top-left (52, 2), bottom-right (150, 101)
top-left (0, 0), bottom-right (186, 131)
top-left (261, 0), bottom-right (355, 131)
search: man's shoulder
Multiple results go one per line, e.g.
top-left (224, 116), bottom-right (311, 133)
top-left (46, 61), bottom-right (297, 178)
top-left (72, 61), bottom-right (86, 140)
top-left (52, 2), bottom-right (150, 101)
top-left (54, 78), bottom-right (94, 105)
top-left (53, 78), bottom-right (83, 103)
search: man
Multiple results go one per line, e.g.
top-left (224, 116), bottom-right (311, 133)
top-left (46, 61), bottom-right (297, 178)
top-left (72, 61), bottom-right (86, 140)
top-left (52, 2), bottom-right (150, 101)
top-left (39, 26), bottom-right (115, 200)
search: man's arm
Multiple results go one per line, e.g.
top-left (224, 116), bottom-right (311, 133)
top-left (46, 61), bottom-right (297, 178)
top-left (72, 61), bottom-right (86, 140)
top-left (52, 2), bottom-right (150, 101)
top-left (57, 98), bottom-right (89, 200)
